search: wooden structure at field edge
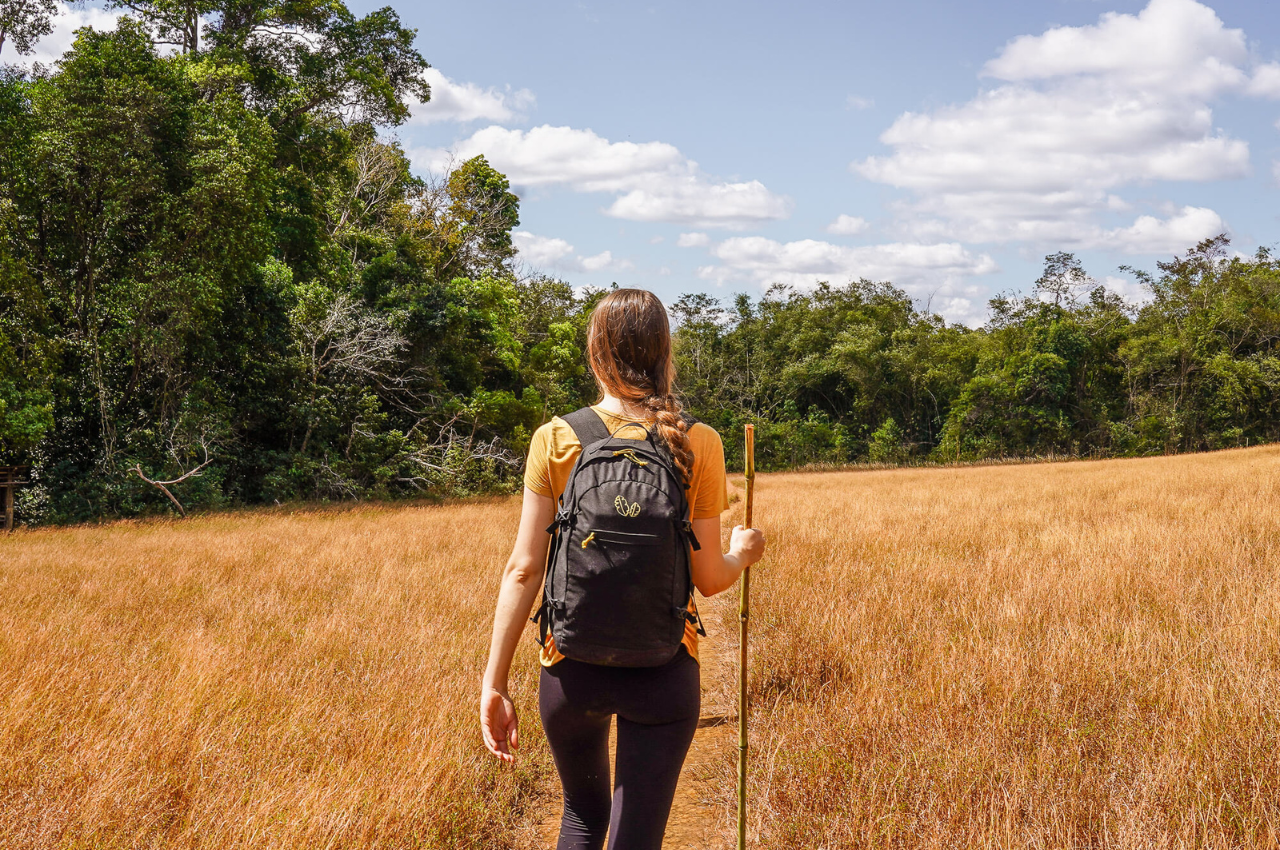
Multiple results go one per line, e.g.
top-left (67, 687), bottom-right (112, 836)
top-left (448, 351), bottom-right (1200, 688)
top-left (1, 466), bottom-right (29, 532)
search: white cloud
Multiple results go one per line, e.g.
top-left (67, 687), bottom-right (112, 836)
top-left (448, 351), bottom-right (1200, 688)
top-left (513, 231), bottom-right (626, 274)
top-left (855, 0), bottom-right (1264, 252)
top-left (676, 232), bottom-right (709, 247)
top-left (513, 232), bottom-right (575, 267)
top-left (1096, 205), bottom-right (1227, 253)
top-left (423, 126), bottom-right (676, 191)
top-left (846, 95), bottom-right (874, 110)
top-left (1246, 63), bottom-right (1280, 98)
top-left (580, 250), bottom-right (615, 272)
top-left (417, 125), bottom-right (791, 229)
top-left (696, 236), bottom-right (998, 324)
top-left (15, 2), bottom-right (121, 67)
top-left (982, 0), bottom-right (1262, 97)
top-left (825, 214), bottom-right (869, 235)
top-left (607, 180), bottom-right (788, 228)
top-left (409, 69), bottom-right (534, 125)
top-left (1274, 160), bottom-right (1280, 187)
top-left (1101, 274), bottom-right (1151, 306)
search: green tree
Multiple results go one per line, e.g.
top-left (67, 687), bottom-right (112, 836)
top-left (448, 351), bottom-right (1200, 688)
top-left (936, 253), bottom-right (1131, 460)
top-left (0, 0), bottom-right (55, 59)
top-left (13, 22), bottom-right (277, 516)
top-left (1119, 236), bottom-right (1280, 452)
top-left (1034, 251), bottom-right (1091, 308)
top-left (108, 0), bottom-right (215, 52)
top-left (0, 71), bottom-right (53, 463)
top-left (868, 417), bottom-right (908, 464)
top-left (408, 154), bottom-right (521, 282)
top-left (0, 203), bottom-right (54, 460)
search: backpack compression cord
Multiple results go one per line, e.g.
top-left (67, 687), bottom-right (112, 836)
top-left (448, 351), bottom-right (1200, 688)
top-left (737, 424), bottom-right (755, 850)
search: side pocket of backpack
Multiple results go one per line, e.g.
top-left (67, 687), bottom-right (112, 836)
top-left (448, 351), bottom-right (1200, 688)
top-left (533, 511), bottom-right (569, 647)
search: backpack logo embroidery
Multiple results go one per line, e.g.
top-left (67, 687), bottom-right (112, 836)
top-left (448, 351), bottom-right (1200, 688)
top-left (614, 495), bottom-right (641, 517)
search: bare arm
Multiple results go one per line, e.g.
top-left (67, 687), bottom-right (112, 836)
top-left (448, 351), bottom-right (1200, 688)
top-left (689, 516), bottom-right (766, 597)
top-left (479, 487), bottom-right (555, 763)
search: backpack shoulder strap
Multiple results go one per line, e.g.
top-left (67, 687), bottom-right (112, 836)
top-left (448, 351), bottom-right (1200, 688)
top-left (560, 406), bottom-right (612, 447)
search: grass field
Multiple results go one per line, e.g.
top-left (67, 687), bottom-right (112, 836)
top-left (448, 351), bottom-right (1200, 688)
top-left (0, 500), bottom-right (554, 849)
top-left (2, 446), bottom-right (1279, 848)
top-left (719, 445), bottom-right (1280, 849)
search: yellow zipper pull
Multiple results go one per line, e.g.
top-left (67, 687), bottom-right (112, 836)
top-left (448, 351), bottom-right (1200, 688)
top-left (581, 531), bottom-right (596, 549)
top-left (612, 449), bottom-right (648, 466)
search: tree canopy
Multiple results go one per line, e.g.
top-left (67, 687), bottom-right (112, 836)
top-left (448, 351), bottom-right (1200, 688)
top-left (0, 0), bottom-right (55, 58)
top-left (1, 9), bottom-right (1277, 524)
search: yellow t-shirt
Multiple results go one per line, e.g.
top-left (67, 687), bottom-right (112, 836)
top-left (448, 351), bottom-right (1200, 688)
top-left (524, 404), bottom-right (730, 666)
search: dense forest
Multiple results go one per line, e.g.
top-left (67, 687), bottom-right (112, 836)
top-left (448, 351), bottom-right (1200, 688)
top-left (1, 3), bottom-right (1278, 525)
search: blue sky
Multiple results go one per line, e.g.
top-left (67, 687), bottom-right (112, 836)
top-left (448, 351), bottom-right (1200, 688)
top-left (26, 0), bottom-right (1280, 325)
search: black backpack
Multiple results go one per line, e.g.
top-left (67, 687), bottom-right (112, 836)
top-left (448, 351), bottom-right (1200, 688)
top-left (534, 406), bottom-right (705, 667)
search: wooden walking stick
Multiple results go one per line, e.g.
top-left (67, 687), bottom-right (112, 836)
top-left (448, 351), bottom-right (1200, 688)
top-left (737, 424), bottom-right (755, 850)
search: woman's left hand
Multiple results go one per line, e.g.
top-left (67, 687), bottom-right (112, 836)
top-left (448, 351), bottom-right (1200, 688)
top-left (480, 685), bottom-right (519, 763)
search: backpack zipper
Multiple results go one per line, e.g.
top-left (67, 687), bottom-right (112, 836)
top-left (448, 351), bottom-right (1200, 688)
top-left (611, 448), bottom-right (649, 466)
top-left (581, 528), bottom-right (661, 547)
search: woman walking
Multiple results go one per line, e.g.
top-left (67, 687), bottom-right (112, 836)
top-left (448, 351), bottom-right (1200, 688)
top-left (480, 288), bottom-right (766, 849)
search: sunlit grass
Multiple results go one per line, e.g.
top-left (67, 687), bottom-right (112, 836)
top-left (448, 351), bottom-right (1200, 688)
top-left (5, 447), bottom-right (1279, 848)
top-left (717, 445), bottom-right (1280, 848)
top-left (0, 500), bottom-right (553, 849)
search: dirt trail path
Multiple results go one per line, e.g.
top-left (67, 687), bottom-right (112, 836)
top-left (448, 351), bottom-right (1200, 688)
top-left (657, 591), bottom-right (736, 849)
top-left (534, 592), bottom-right (737, 849)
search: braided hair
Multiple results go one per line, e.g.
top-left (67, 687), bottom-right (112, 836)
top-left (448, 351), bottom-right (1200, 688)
top-left (585, 289), bottom-right (694, 484)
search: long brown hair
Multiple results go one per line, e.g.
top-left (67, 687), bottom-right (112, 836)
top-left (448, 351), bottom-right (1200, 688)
top-left (586, 289), bottom-right (694, 484)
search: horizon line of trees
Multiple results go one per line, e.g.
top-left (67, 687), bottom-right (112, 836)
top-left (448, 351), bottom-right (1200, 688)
top-left (675, 236), bottom-right (1280, 472)
top-left (2, 7), bottom-right (1279, 525)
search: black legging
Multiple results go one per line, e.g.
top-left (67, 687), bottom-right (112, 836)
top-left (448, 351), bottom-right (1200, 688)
top-left (539, 648), bottom-right (700, 850)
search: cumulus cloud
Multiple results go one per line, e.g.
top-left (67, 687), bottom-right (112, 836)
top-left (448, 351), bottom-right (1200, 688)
top-left (417, 125), bottom-right (791, 229)
top-left (15, 2), bottom-right (121, 67)
top-left (1101, 274), bottom-right (1151, 306)
top-left (982, 0), bottom-right (1277, 97)
top-left (1247, 63), bottom-right (1280, 98)
top-left (409, 69), bottom-right (534, 125)
top-left (513, 232), bottom-right (574, 267)
top-left (825, 214), bottom-right (869, 235)
top-left (513, 231), bottom-right (626, 274)
top-left (581, 251), bottom-right (617, 272)
top-left (695, 236), bottom-right (998, 324)
top-left (1096, 206), bottom-right (1227, 253)
top-left (855, 0), bottom-right (1265, 251)
top-left (607, 180), bottom-right (788, 228)
top-left (676, 232), bottom-right (709, 247)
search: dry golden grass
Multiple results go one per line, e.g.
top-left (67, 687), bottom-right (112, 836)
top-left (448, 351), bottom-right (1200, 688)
top-left (5, 447), bottom-right (1279, 849)
top-left (0, 499), bottom-right (554, 849)
top-left (718, 445), bottom-right (1280, 849)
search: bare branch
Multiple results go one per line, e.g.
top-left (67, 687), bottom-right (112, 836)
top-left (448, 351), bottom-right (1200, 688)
top-left (129, 439), bottom-right (214, 518)
top-left (333, 140), bottom-right (405, 236)
top-left (390, 422), bottom-right (522, 494)
top-left (295, 291), bottom-right (407, 383)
